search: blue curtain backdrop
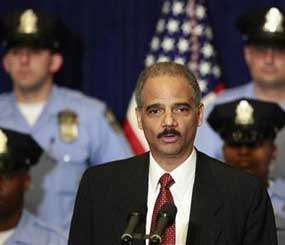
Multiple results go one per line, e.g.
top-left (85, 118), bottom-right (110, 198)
top-left (0, 0), bottom-right (285, 122)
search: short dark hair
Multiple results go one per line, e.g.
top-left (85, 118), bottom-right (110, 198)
top-left (135, 62), bottom-right (201, 108)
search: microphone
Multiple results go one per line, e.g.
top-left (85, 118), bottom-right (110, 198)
top-left (120, 210), bottom-right (143, 244)
top-left (149, 203), bottom-right (177, 245)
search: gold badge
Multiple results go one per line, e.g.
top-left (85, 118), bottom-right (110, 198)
top-left (263, 7), bottom-right (284, 33)
top-left (235, 100), bottom-right (254, 126)
top-left (0, 129), bottom-right (8, 154)
top-left (58, 110), bottom-right (79, 143)
top-left (18, 9), bottom-right (38, 34)
top-left (104, 109), bottom-right (122, 133)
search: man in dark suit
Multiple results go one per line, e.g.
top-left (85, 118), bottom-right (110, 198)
top-left (68, 62), bottom-right (277, 244)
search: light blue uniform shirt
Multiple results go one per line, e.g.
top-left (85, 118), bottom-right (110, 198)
top-left (0, 85), bottom-right (133, 231)
top-left (195, 82), bottom-right (285, 178)
top-left (268, 178), bottom-right (285, 245)
top-left (5, 210), bottom-right (67, 245)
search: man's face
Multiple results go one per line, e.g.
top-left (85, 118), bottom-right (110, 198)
top-left (223, 141), bottom-right (276, 185)
top-left (136, 75), bottom-right (203, 166)
top-left (244, 45), bottom-right (285, 88)
top-left (3, 47), bottom-right (62, 93)
top-left (0, 171), bottom-right (30, 220)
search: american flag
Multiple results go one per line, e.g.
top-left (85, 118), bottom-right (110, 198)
top-left (124, 0), bottom-right (224, 154)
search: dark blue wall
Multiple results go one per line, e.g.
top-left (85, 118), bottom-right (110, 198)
top-left (1, 0), bottom-right (284, 122)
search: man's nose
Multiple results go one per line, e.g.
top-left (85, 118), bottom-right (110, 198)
top-left (19, 50), bottom-right (31, 64)
top-left (263, 48), bottom-right (275, 63)
top-left (238, 145), bottom-right (251, 155)
top-left (161, 111), bottom-right (178, 127)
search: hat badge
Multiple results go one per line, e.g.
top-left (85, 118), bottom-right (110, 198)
top-left (18, 9), bottom-right (38, 34)
top-left (235, 100), bottom-right (254, 126)
top-left (263, 7), bottom-right (284, 33)
top-left (0, 130), bottom-right (8, 154)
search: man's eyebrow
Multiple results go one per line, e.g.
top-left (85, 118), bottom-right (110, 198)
top-left (145, 103), bottom-right (162, 111)
top-left (173, 102), bottom-right (191, 107)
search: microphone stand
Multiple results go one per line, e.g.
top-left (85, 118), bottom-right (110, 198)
top-left (120, 233), bottom-right (155, 245)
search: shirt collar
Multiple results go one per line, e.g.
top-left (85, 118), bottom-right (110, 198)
top-left (149, 149), bottom-right (197, 194)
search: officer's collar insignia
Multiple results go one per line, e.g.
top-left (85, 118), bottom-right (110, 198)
top-left (235, 100), bottom-right (254, 126)
top-left (18, 9), bottom-right (38, 34)
top-left (58, 110), bottom-right (79, 143)
top-left (263, 7), bottom-right (284, 33)
top-left (0, 130), bottom-right (8, 154)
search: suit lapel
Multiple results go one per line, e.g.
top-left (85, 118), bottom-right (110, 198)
top-left (186, 151), bottom-right (223, 245)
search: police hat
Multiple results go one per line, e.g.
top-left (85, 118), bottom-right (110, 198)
top-left (0, 8), bottom-right (64, 51)
top-left (207, 98), bottom-right (285, 145)
top-left (0, 128), bottom-right (43, 173)
top-left (236, 6), bottom-right (285, 48)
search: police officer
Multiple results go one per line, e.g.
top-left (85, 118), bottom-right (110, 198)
top-left (0, 9), bottom-right (133, 231)
top-left (0, 128), bottom-right (67, 244)
top-left (207, 98), bottom-right (285, 244)
top-left (195, 5), bottom-right (285, 179)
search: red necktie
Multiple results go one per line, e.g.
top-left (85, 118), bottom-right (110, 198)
top-left (150, 173), bottom-right (175, 244)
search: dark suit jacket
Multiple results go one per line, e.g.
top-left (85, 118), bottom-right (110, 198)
top-left (68, 151), bottom-right (277, 245)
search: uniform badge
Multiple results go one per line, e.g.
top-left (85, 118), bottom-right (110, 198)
top-left (235, 100), bottom-right (254, 126)
top-left (18, 9), bottom-right (38, 34)
top-left (0, 129), bottom-right (8, 154)
top-left (0, 129), bottom-right (8, 171)
top-left (263, 7), bottom-right (284, 33)
top-left (58, 110), bottom-right (79, 143)
top-left (104, 109), bottom-right (122, 133)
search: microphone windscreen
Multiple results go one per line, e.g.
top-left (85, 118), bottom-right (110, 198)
top-left (158, 203), bottom-right (177, 223)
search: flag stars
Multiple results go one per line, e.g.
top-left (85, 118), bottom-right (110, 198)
top-left (200, 61), bottom-right (211, 75)
top-left (158, 55), bottom-right (170, 62)
top-left (213, 66), bottom-right (221, 78)
top-left (178, 38), bottom-right (189, 53)
top-left (182, 21), bottom-right (191, 34)
top-left (172, 1), bottom-right (184, 15)
top-left (194, 24), bottom-right (203, 36)
top-left (174, 57), bottom-right (185, 64)
top-left (202, 43), bottom-right (214, 57)
top-left (162, 37), bottom-right (175, 51)
top-left (151, 37), bottom-right (160, 50)
top-left (157, 19), bottom-right (165, 33)
top-left (167, 19), bottom-right (179, 33)
top-left (205, 27), bottom-right (213, 39)
top-left (198, 79), bottom-right (207, 92)
top-left (196, 5), bottom-right (206, 19)
top-left (162, 0), bottom-right (171, 14)
top-left (145, 55), bottom-right (155, 67)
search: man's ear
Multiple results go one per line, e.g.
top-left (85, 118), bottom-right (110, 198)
top-left (197, 103), bottom-right (204, 127)
top-left (135, 107), bottom-right (143, 130)
top-left (50, 53), bottom-right (63, 73)
top-left (244, 46), bottom-right (251, 66)
top-left (2, 54), bottom-right (10, 73)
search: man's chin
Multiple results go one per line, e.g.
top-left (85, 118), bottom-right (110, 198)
top-left (256, 77), bottom-right (285, 88)
top-left (15, 82), bottom-right (43, 93)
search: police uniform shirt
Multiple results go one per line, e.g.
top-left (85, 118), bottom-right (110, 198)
top-left (5, 209), bottom-right (67, 245)
top-left (194, 82), bottom-right (285, 175)
top-left (0, 85), bottom-right (133, 230)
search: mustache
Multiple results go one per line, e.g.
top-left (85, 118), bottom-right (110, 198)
top-left (157, 128), bottom-right (181, 138)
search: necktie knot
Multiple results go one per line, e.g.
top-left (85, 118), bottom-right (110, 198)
top-left (159, 173), bottom-right (174, 189)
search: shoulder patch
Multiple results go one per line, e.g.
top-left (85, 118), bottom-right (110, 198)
top-left (104, 109), bottom-right (123, 134)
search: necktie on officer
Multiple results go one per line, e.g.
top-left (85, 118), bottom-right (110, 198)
top-left (150, 173), bottom-right (175, 244)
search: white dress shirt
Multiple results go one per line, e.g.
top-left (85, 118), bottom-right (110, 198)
top-left (146, 149), bottom-right (197, 244)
